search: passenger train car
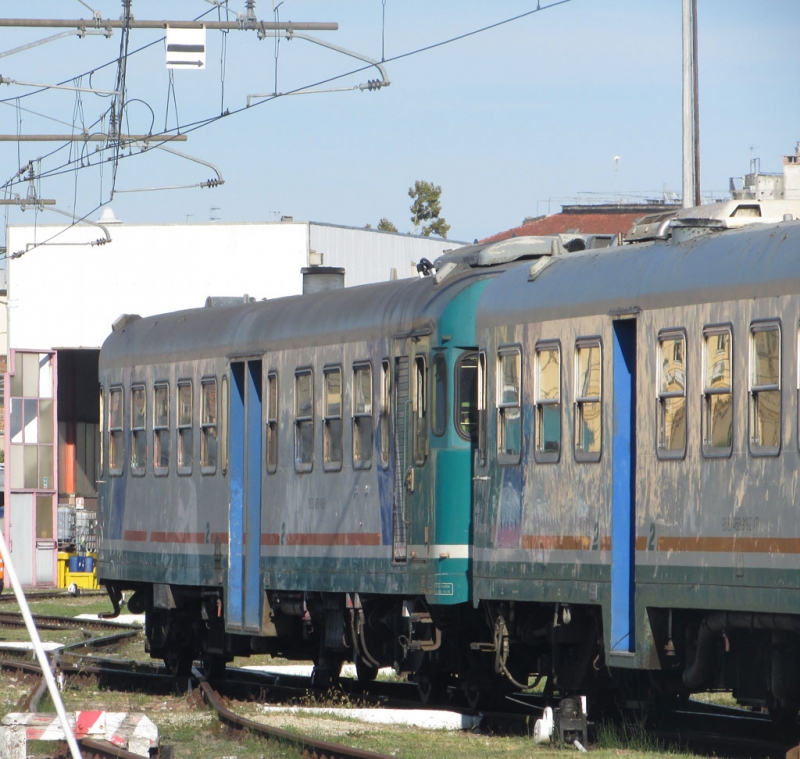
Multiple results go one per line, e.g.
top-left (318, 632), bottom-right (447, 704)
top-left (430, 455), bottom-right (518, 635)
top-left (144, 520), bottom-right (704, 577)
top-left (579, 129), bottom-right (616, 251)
top-left (96, 243), bottom-right (537, 688)
top-left (470, 218), bottom-right (800, 718)
top-left (98, 218), bottom-right (800, 719)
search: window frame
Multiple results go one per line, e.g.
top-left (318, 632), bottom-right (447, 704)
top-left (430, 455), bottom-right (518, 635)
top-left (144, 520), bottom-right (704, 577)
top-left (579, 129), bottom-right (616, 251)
top-left (454, 350), bottom-right (479, 443)
top-left (431, 351), bottom-right (448, 437)
top-left (108, 385), bottom-right (124, 476)
top-left (153, 381), bottom-right (170, 476)
top-left (574, 337), bottom-right (603, 463)
top-left (130, 383), bottom-right (147, 476)
top-left (534, 340), bottom-right (562, 464)
top-left (323, 365), bottom-right (344, 472)
top-left (379, 359), bottom-right (391, 470)
top-left (477, 351), bottom-right (487, 466)
top-left (177, 379), bottom-right (193, 475)
top-left (749, 319), bottom-right (781, 457)
top-left (496, 344), bottom-right (523, 466)
top-left (702, 323), bottom-right (734, 459)
top-left (352, 361), bottom-right (373, 470)
top-left (266, 371), bottom-right (278, 474)
top-left (294, 367), bottom-right (314, 473)
top-left (200, 377), bottom-right (218, 475)
top-left (413, 354), bottom-right (428, 466)
top-left (656, 329), bottom-right (688, 460)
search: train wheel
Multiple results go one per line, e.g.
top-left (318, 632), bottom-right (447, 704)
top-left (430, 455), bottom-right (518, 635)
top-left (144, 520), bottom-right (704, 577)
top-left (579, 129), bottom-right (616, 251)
top-left (768, 700), bottom-right (799, 724)
top-left (355, 655), bottom-right (379, 683)
top-left (463, 680), bottom-right (482, 710)
top-left (201, 656), bottom-right (228, 681)
top-left (164, 651), bottom-right (194, 678)
top-left (417, 675), bottom-right (448, 705)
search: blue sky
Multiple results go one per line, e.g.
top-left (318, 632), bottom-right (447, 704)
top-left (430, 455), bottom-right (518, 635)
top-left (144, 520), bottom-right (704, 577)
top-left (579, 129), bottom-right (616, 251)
top-left (0, 1), bottom-right (798, 242)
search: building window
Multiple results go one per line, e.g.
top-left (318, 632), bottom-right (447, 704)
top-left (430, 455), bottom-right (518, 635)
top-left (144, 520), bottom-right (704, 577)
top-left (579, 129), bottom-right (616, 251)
top-left (295, 369), bottom-right (314, 472)
top-left (266, 372), bottom-right (278, 474)
top-left (750, 321), bottom-right (780, 455)
top-left (200, 379), bottom-right (217, 473)
top-left (497, 347), bottom-right (522, 464)
top-left (535, 342), bottom-right (561, 462)
top-left (703, 326), bottom-right (733, 457)
top-left (431, 352), bottom-right (447, 437)
top-left (353, 363), bottom-right (373, 468)
top-left (154, 383), bottom-right (170, 474)
top-left (380, 359), bottom-right (391, 469)
top-left (323, 366), bottom-right (343, 470)
top-left (131, 384), bottom-right (147, 475)
top-left (177, 381), bottom-right (193, 474)
top-left (575, 339), bottom-right (602, 461)
top-left (413, 355), bottom-right (428, 465)
top-left (109, 386), bottom-right (124, 475)
top-left (657, 331), bottom-right (687, 458)
top-left (455, 351), bottom-right (478, 442)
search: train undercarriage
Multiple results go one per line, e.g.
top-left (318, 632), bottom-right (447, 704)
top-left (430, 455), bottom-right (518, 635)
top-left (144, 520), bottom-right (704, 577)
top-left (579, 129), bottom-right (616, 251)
top-left (103, 582), bottom-right (800, 722)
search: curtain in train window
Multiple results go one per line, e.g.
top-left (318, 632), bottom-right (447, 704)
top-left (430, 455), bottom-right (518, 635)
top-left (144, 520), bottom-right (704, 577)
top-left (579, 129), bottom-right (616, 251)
top-left (703, 327), bottom-right (733, 456)
top-left (353, 363), bottom-right (373, 468)
top-left (201, 379), bottom-right (218, 472)
top-left (750, 322), bottom-right (780, 454)
top-left (657, 333), bottom-right (687, 457)
top-left (413, 355), bottom-right (428, 465)
top-left (177, 381), bottom-right (193, 473)
top-left (575, 339), bottom-right (602, 460)
top-left (380, 360), bottom-right (391, 469)
top-left (154, 383), bottom-right (170, 473)
top-left (108, 386), bottom-right (124, 475)
top-left (535, 343), bottom-right (561, 461)
top-left (497, 347), bottom-right (522, 464)
top-left (266, 372), bottom-right (278, 474)
top-left (323, 367), bottom-right (343, 470)
top-left (295, 369), bottom-right (314, 471)
top-left (455, 351), bottom-right (478, 442)
top-left (131, 385), bottom-right (147, 474)
top-left (431, 352), bottom-right (447, 437)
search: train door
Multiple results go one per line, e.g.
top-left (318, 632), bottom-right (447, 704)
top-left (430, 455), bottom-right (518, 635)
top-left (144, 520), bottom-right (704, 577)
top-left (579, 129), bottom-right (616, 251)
top-left (227, 359), bottom-right (263, 633)
top-left (610, 319), bottom-right (637, 652)
top-left (392, 353), bottom-right (410, 561)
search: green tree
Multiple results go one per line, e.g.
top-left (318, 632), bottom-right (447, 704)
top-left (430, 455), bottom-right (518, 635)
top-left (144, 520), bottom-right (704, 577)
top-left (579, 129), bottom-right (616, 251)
top-left (377, 218), bottom-right (398, 233)
top-left (408, 180), bottom-right (450, 238)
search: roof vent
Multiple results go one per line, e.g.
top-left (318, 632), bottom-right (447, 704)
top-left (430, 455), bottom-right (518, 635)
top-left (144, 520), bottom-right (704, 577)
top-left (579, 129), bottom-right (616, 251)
top-left (111, 313), bottom-right (141, 332)
top-left (302, 266), bottom-right (345, 294)
top-left (205, 295), bottom-right (256, 307)
top-left (98, 207), bottom-right (122, 225)
top-left (669, 218), bottom-right (726, 244)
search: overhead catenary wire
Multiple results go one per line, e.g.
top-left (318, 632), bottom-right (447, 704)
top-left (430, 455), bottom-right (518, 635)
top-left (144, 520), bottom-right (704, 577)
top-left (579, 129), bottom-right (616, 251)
top-left (3, 1), bottom-right (573, 257)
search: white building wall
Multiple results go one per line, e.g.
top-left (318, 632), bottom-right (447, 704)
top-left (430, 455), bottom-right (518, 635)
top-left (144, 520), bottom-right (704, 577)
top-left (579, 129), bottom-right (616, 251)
top-left (7, 219), bottom-right (459, 351)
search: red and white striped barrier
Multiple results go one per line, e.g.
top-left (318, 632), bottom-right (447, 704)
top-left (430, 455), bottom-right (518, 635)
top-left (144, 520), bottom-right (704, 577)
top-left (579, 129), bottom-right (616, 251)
top-left (0, 711), bottom-right (158, 758)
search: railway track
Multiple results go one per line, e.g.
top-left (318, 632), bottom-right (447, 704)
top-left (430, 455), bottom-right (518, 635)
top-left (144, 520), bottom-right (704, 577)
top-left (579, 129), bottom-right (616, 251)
top-left (0, 610), bottom-right (141, 632)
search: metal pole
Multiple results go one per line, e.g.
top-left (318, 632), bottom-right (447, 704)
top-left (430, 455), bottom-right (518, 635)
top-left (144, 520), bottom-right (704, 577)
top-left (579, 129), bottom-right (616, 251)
top-left (691, 0), bottom-right (700, 207)
top-left (0, 531), bottom-right (82, 759)
top-left (681, 0), bottom-right (698, 208)
top-left (0, 18), bottom-right (338, 31)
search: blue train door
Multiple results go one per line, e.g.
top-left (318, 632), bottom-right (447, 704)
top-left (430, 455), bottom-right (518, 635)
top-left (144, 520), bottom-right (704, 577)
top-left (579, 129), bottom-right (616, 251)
top-left (611, 319), bottom-right (637, 653)
top-left (227, 359), bottom-right (264, 633)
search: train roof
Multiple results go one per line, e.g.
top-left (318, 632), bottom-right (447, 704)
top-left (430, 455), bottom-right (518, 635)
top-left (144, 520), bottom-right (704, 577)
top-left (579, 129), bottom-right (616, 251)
top-left (100, 261), bottom-right (492, 369)
top-left (477, 220), bottom-right (800, 328)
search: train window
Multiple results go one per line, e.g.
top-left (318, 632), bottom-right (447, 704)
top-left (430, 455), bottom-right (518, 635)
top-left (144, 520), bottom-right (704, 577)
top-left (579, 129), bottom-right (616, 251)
top-left (575, 339), bottom-right (602, 461)
top-left (200, 379), bottom-right (218, 473)
top-left (130, 384), bottom-right (147, 475)
top-left (295, 369), bottom-right (314, 472)
top-left (702, 326), bottom-right (733, 457)
top-left (497, 347), bottom-right (522, 465)
top-left (154, 383), bottom-right (170, 474)
top-left (657, 331), bottom-right (687, 459)
top-left (455, 351), bottom-right (478, 442)
top-left (99, 388), bottom-right (105, 475)
top-left (477, 352), bottom-right (487, 465)
top-left (750, 321), bottom-right (781, 456)
top-left (413, 355), bottom-right (428, 465)
top-left (353, 363), bottom-right (373, 469)
top-left (108, 386), bottom-right (123, 475)
top-left (323, 366), bottom-right (343, 471)
top-left (266, 372), bottom-right (278, 474)
top-left (535, 342), bottom-right (561, 462)
top-left (431, 352), bottom-right (447, 437)
top-left (380, 359), bottom-right (391, 469)
top-left (177, 381), bottom-right (193, 474)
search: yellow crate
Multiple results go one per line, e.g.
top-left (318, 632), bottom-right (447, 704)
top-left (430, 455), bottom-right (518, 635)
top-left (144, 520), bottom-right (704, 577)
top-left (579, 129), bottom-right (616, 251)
top-left (57, 553), bottom-right (71, 589)
top-left (65, 571), bottom-right (99, 590)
